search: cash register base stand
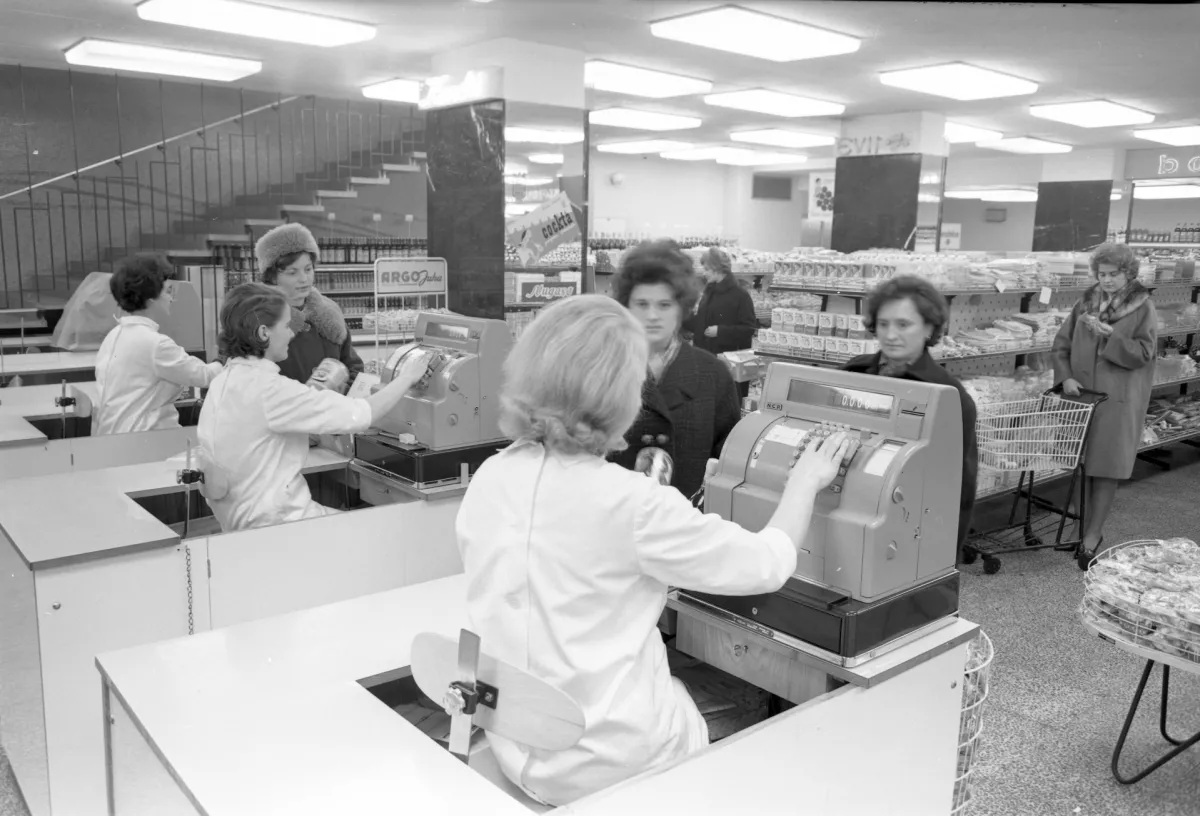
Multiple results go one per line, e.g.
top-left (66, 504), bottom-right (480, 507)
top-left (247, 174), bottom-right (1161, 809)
top-left (96, 574), bottom-right (979, 816)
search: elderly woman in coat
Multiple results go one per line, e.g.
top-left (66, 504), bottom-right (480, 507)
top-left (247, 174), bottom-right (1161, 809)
top-left (1052, 243), bottom-right (1156, 557)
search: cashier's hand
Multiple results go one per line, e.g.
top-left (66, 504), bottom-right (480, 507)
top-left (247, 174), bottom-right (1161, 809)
top-left (789, 432), bottom-right (850, 493)
top-left (396, 351), bottom-right (430, 387)
top-left (704, 326), bottom-right (718, 338)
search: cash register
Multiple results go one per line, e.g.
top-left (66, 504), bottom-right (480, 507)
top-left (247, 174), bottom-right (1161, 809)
top-left (680, 362), bottom-right (963, 666)
top-left (353, 313), bottom-right (512, 493)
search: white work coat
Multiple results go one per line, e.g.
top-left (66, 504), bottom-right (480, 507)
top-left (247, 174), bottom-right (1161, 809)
top-left (93, 316), bottom-right (221, 435)
top-left (197, 357), bottom-right (371, 532)
top-left (456, 441), bottom-right (797, 806)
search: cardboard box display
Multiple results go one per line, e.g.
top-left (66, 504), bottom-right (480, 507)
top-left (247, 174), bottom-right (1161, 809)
top-left (818, 313), bottom-right (835, 336)
top-left (803, 311), bottom-right (820, 334)
top-left (834, 314), bottom-right (849, 338)
top-left (846, 315), bottom-right (868, 339)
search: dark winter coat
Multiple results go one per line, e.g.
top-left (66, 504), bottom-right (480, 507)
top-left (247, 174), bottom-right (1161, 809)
top-left (276, 289), bottom-right (364, 387)
top-left (687, 274), bottom-right (759, 356)
top-left (843, 350), bottom-right (978, 549)
top-left (611, 342), bottom-right (742, 500)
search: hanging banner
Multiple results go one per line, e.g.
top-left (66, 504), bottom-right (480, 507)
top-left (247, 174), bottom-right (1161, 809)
top-left (808, 173), bottom-right (835, 221)
top-left (506, 191), bottom-right (580, 267)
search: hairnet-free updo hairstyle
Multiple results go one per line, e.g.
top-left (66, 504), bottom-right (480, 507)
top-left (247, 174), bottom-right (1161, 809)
top-left (219, 283), bottom-right (288, 360)
top-left (110, 252), bottom-right (176, 313)
top-left (1090, 242), bottom-right (1139, 281)
top-left (499, 295), bottom-right (648, 457)
top-left (613, 239), bottom-right (701, 315)
top-left (862, 274), bottom-right (951, 348)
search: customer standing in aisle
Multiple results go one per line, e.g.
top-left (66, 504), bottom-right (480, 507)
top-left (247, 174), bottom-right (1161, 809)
top-left (93, 253), bottom-right (223, 435)
top-left (611, 240), bottom-right (742, 500)
top-left (1053, 243), bottom-right (1156, 557)
top-left (842, 276), bottom-right (978, 560)
top-left (457, 294), bottom-right (850, 806)
top-left (256, 223), bottom-right (363, 388)
top-left (198, 283), bottom-right (427, 532)
top-left (689, 246), bottom-right (760, 399)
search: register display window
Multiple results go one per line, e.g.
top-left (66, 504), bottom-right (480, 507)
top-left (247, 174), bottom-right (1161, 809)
top-left (786, 380), bottom-right (895, 418)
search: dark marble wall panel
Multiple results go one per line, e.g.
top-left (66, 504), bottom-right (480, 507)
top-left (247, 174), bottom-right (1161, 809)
top-left (1033, 180), bottom-right (1112, 252)
top-left (831, 154), bottom-right (923, 253)
top-left (426, 100), bottom-right (505, 319)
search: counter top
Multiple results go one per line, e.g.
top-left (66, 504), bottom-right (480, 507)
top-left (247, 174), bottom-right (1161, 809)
top-left (0, 382), bottom-right (96, 420)
top-left (97, 571), bottom-right (978, 816)
top-left (0, 351), bottom-right (97, 377)
top-left (0, 446), bottom-right (349, 569)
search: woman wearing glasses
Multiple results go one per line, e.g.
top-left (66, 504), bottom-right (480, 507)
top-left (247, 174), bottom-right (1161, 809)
top-left (1052, 243), bottom-right (1157, 558)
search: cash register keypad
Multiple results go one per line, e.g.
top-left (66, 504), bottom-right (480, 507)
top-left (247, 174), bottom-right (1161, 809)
top-left (791, 421), bottom-right (862, 494)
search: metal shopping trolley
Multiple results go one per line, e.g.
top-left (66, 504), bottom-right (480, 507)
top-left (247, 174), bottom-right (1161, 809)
top-left (962, 384), bottom-right (1107, 574)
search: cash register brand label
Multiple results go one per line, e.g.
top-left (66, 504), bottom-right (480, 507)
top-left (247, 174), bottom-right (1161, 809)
top-left (374, 258), bottom-right (449, 296)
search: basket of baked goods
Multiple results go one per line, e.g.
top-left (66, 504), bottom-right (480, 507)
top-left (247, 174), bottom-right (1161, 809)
top-left (1080, 538), bottom-right (1200, 664)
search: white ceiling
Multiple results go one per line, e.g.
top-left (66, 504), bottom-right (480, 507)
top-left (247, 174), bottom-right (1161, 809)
top-left (1, 0), bottom-right (1198, 166)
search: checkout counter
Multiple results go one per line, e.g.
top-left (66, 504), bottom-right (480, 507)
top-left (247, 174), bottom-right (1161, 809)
top-left (91, 362), bottom-right (980, 816)
top-left (0, 313), bottom-right (515, 816)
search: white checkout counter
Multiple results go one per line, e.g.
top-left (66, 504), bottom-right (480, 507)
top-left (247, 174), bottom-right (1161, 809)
top-left (0, 350), bottom-right (98, 382)
top-left (0, 449), bottom-right (465, 816)
top-left (0, 381), bottom-right (98, 450)
top-left (95, 574), bottom-right (978, 816)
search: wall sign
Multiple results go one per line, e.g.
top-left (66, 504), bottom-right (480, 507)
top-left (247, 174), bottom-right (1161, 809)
top-left (1124, 146), bottom-right (1200, 180)
top-left (505, 191), bottom-right (580, 267)
top-left (374, 257), bottom-right (449, 296)
top-left (808, 173), bottom-right (835, 221)
top-left (836, 132), bottom-right (916, 158)
top-left (914, 225), bottom-right (938, 253)
top-left (836, 112), bottom-right (948, 159)
top-left (940, 223), bottom-right (962, 250)
top-left (518, 279), bottom-right (579, 304)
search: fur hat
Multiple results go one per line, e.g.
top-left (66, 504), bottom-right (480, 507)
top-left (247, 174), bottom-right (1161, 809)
top-left (256, 223), bottom-right (319, 280)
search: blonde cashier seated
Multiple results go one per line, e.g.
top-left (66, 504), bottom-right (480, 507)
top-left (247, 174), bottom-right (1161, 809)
top-left (93, 253), bottom-right (223, 434)
top-left (198, 283), bottom-right (429, 532)
top-left (456, 294), bottom-right (849, 806)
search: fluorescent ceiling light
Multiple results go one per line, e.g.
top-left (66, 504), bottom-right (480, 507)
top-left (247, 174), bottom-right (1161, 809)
top-left (504, 161), bottom-right (528, 176)
top-left (660, 147), bottom-right (730, 161)
top-left (506, 127), bottom-right (584, 144)
top-left (589, 108), bottom-right (701, 131)
top-left (362, 78), bottom-right (421, 103)
top-left (1134, 185), bottom-right (1200, 200)
top-left (976, 137), bottom-right (1072, 154)
top-left (943, 191), bottom-right (983, 200)
top-left (730, 129), bottom-right (834, 148)
top-left (528, 153), bottom-right (564, 164)
top-left (879, 63), bottom-right (1038, 101)
top-left (506, 203), bottom-right (538, 217)
top-left (63, 39), bottom-right (260, 82)
top-left (977, 189), bottom-right (1038, 203)
top-left (704, 90), bottom-right (843, 118)
top-left (650, 6), bottom-right (860, 62)
top-left (1133, 126), bottom-right (1200, 147)
top-left (596, 140), bottom-right (693, 154)
top-left (505, 176), bottom-right (554, 187)
top-left (944, 122), bottom-right (1002, 143)
top-left (1111, 191), bottom-right (1122, 201)
top-left (136, 0), bottom-right (374, 47)
top-left (918, 193), bottom-right (941, 204)
top-left (585, 60), bottom-right (711, 99)
top-left (716, 150), bottom-right (807, 166)
top-left (1030, 101), bottom-right (1154, 128)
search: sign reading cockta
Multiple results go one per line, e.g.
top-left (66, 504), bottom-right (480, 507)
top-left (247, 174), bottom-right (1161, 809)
top-left (506, 191), bottom-right (581, 267)
top-left (374, 257), bottom-right (449, 296)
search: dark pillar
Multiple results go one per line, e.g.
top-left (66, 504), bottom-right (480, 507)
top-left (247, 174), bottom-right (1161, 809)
top-left (1032, 180), bottom-right (1111, 251)
top-left (426, 100), bottom-right (505, 319)
top-left (831, 154), bottom-right (944, 253)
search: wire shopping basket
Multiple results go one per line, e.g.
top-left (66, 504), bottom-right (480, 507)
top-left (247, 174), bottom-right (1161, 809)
top-left (976, 386), bottom-right (1106, 473)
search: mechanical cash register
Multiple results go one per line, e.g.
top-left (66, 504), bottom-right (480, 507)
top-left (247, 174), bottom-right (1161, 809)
top-left (353, 313), bottom-right (512, 493)
top-left (679, 362), bottom-right (963, 666)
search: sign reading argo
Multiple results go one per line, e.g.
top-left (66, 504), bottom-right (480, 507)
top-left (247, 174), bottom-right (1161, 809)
top-left (375, 257), bottom-right (449, 296)
top-left (518, 279), bottom-right (580, 304)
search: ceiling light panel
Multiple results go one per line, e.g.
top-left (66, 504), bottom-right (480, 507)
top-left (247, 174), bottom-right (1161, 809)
top-left (716, 150), bottom-right (807, 166)
top-left (1030, 101), bottom-right (1154, 128)
top-left (1133, 126), bottom-right (1200, 147)
top-left (976, 137), bottom-right (1072, 154)
top-left (943, 191), bottom-right (983, 199)
top-left (596, 140), bottom-right (694, 154)
top-left (136, 0), bottom-right (375, 47)
top-left (584, 60), bottom-right (712, 99)
top-left (64, 40), bottom-right (261, 82)
top-left (1134, 185), bottom-right (1200, 200)
top-left (977, 189), bottom-right (1038, 203)
top-left (528, 153), bottom-right (564, 164)
top-left (1111, 191), bottom-right (1122, 201)
top-left (589, 108), bottom-right (701, 131)
top-left (505, 127), bottom-right (584, 144)
top-left (362, 79), bottom-right (421, 104)
top-left (505, 176), bottom-right (554, 187)
top-left (704, 90), bottom-right (843, 118)
top-left (660, 147), bottom-right (730, 161)
top-left (879, 63), bottom-right (1038, 101)
top-left (944, 122), bottom-right (1002, 143)
top-left (650, 6), bottom-right (860, 63)
top-left (729, 129), bottom-right (834, 149)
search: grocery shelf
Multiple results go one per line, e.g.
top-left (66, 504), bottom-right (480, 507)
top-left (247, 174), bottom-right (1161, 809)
top-left (323, 289), bottom-right (376, 296)
top-left (1127, 243), bottom-right (1200, 249)
top-left (753, 344), bottom-right (1055, 369)
top-left (504, 265), bottom-right (590, 273)
top-left (1159, 327), bottom-right (1200, 339)
top-left (1151, 374), bottom-right (1200, 390)
top-left (939, 345), bottom-right (1054, 363)
top-left (1139, 426), bottom-right (1200, 454)
top-left (767, 283), bottom-right (1087, 298)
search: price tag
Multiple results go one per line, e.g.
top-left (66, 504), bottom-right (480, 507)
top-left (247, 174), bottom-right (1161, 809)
top-left (1039, 287), bottom-right (1052, 305)
top-left (995, 280), bottom-right (1008, 293)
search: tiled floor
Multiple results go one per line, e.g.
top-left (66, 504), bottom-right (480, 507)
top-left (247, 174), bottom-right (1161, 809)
top-left (4, 450), bottom-right (1200, 816)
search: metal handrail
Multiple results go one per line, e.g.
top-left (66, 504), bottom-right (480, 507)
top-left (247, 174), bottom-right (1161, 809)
top-left (0, 95), bottom-right (304, 202)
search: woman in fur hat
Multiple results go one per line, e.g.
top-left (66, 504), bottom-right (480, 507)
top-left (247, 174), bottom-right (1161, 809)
top-left (255, 222), bottom-right (364, 387)
top-left (1052, 243), bottom-right (1157, 559)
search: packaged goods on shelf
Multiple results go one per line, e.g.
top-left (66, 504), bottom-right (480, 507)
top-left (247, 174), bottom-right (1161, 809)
top-left (1144, 394), bottom-right (1200, 445)
top-left (317, 238), bottom-right (427, 265)
top-left (961, 369), bottom-right (1055, 407)
top-left (1156, 303), bottom-right (1200, 332)
top-left (505, 310), bottom-right (537, 340)
top-left (505, 241), bottom-right (597, 270)
top-left (1153, 353), bottom-right (1198, 385)
top-left (361, 307), bottom-right (452, 335)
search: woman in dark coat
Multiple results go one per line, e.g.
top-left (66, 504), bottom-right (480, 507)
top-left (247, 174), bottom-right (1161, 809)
top-left (1052, 243), bottom-right (1156, 556)
top-left (254, 223), bottom-right (364, 389)
top-left (611, 240), bottom-right (742, 500)
top-left (688, 247), bottom-right (760, 399)
top-left (842, 275), bottom-right (978, 561)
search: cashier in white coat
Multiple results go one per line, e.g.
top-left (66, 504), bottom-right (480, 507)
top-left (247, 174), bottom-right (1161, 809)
top-left (457, 294), bottom-right (849, 806)
top-left (198, 283), bottom-right (428, 532)
top-left (93, 253), bottom-right (223, 435)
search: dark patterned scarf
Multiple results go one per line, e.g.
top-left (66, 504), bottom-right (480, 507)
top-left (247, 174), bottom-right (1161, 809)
top-left (1082, 278), bottom-right (1150, 325)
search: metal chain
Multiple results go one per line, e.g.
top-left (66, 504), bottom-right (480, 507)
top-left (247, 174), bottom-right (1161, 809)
top-left (184, 544), bottom-right (195, 636)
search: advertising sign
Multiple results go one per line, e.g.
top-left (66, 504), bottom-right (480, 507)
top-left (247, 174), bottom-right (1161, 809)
top-left (505, 191), bottom-right (581, 267)
top-left (808, 173), bottom-right (835, 221)
top-left (518, 279), bottom-right (579, 304)
top-left (1124, 146), bottom-right (1200, 180)
top-left (940, 223), bottom-right (962, 250)
top-left (374, 257), bottom-right (448, 296)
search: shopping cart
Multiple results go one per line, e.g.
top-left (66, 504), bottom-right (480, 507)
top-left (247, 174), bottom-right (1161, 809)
top-left (962, 384), bottom-right (1107, 574)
